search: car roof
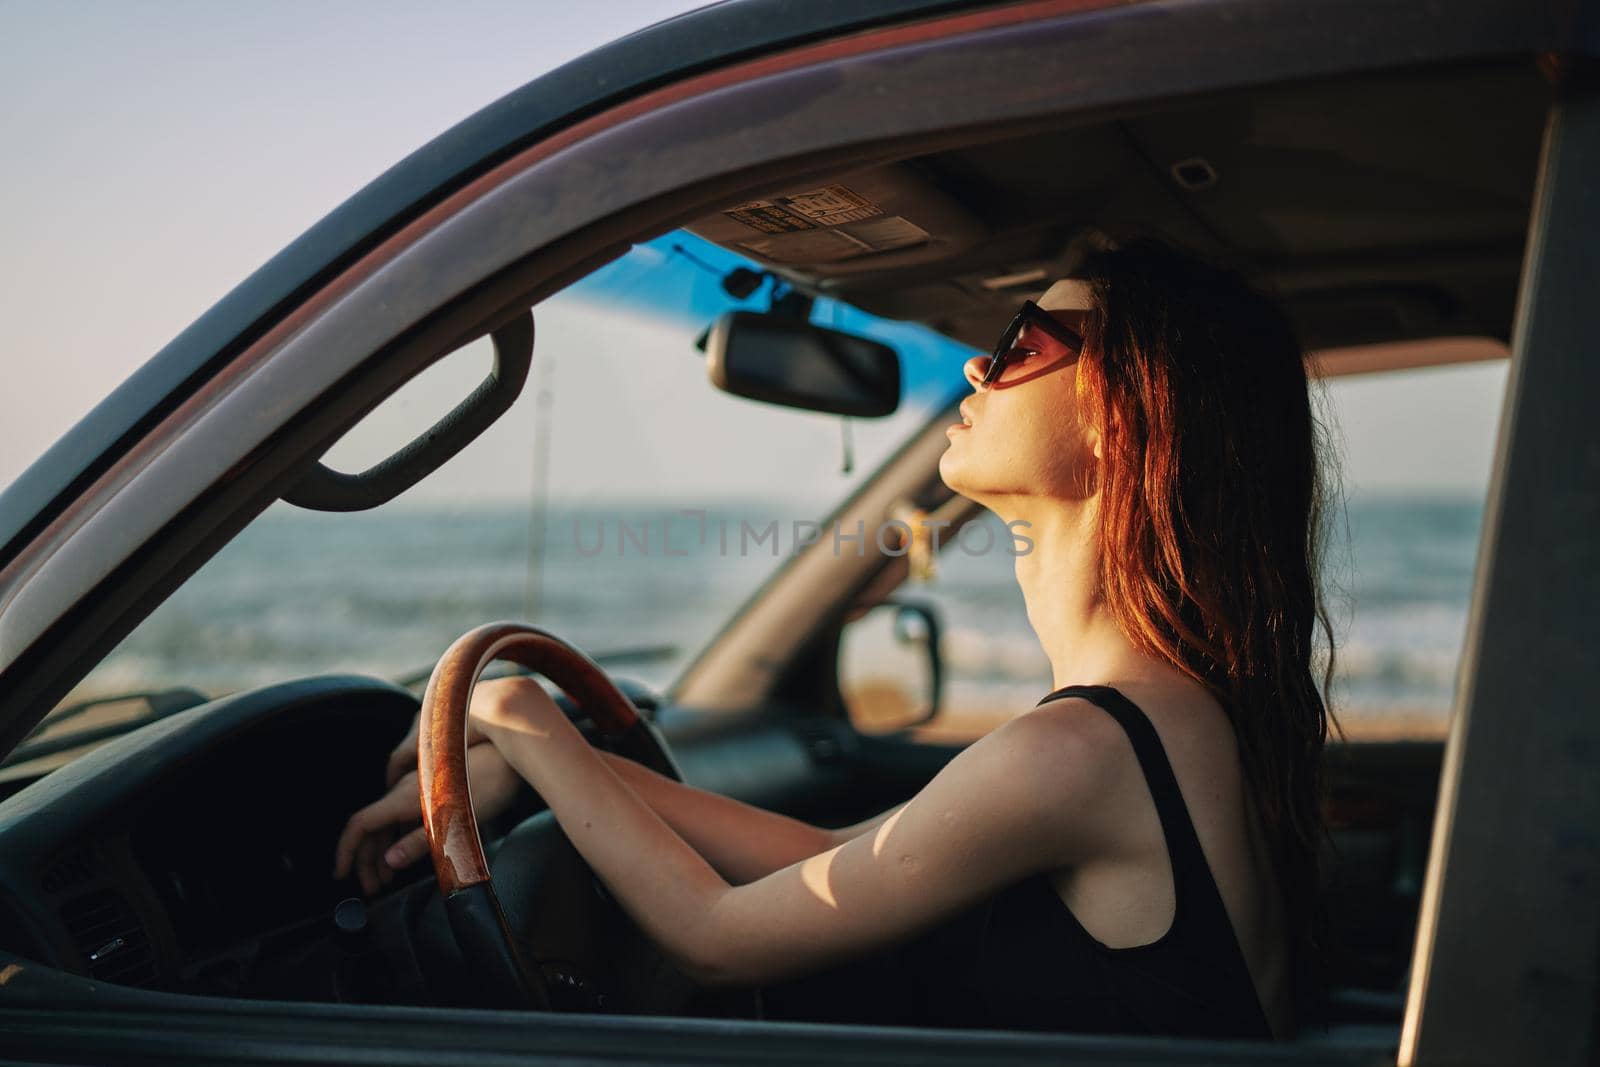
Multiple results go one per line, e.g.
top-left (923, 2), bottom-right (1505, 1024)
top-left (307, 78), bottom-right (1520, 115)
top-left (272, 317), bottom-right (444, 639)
top-left (0, 0), bottom-right (1001, 564)
top-left (681, 57), bottom-right (1546, 360)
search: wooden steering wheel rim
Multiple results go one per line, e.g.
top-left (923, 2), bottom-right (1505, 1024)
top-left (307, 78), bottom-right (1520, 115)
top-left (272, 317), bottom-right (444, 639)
top-left (417, 620), bottom-right (644, 895)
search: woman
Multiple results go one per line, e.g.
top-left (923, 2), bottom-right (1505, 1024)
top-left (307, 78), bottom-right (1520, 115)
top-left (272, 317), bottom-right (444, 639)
top-left (334, 235), bottom-right (1337, 1040)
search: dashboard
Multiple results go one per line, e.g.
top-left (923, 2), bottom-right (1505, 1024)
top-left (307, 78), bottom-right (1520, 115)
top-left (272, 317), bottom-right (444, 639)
top-left (0, 678), bottom-right (417, 994)
top-left (0, 669), bottom-right (904, 1009)
top-left (0, 670), bottom-right (823, 1007)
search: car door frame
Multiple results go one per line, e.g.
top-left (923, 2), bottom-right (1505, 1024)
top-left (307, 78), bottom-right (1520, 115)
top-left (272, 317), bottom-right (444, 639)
top-left (1394, 60), bottom-right (1600, 1067)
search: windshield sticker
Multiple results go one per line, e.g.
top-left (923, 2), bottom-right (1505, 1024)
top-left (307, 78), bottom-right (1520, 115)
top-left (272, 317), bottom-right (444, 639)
top-left (724, 201), bottom-right (817, 234)
top-left (735, 214), bottom-right (930, 264)
top-left (723, 184), bottom-right (883, 235)
top-left (780, 184), bottom-right (881, 226)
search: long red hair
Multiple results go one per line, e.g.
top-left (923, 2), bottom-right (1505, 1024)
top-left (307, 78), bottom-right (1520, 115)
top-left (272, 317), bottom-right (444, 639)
top-left (1073, 235), bottom-right (1340, 1020)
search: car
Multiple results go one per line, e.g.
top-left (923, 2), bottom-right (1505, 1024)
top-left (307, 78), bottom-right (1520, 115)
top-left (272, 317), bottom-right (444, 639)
top-left (0, 0), bottom-right (1595, 1063)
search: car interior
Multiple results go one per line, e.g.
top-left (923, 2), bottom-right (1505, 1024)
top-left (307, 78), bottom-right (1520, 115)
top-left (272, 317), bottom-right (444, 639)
top-left (0, 39), bottom-right (1552, 1058)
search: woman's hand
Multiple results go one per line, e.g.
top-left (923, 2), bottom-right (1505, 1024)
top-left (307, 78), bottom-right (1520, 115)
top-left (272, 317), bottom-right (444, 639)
top-left (381, 701), bottom-right (493, 789)
top-left (334, 717), bottom-right (523, 897)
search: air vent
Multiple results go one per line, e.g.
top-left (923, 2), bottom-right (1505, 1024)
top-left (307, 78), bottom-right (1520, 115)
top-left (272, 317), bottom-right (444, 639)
top-left (58, 889), bottom-right (157, 986)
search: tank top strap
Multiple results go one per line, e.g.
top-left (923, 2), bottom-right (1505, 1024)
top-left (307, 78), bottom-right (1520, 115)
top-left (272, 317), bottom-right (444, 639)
top-left (1033, 684), bottom-right (1228, 920)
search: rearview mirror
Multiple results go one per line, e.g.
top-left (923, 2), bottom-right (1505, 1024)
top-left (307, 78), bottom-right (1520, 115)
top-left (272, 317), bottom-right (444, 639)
top-left (704, 310), bottom-right (899, 417)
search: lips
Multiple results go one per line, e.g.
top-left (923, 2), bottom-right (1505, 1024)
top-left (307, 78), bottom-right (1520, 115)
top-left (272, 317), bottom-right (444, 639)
top-left (958, 400), bottom-right (975, 426)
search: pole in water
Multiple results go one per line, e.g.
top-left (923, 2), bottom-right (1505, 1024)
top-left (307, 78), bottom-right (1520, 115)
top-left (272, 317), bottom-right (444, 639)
top-left (525, 358), bottom-right (554, 623)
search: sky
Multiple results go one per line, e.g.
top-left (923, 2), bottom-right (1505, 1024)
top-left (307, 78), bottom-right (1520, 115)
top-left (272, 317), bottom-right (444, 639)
top-left (0, 0), bottom-right (1512, 507)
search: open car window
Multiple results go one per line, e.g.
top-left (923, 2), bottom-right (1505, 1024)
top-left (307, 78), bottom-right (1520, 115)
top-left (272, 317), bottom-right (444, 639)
top-left (22, 233), bottom-right (974, 771)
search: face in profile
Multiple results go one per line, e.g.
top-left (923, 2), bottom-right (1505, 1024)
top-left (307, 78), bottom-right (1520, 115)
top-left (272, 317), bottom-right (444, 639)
top-left (938, 306), bottom-right (1100, 511)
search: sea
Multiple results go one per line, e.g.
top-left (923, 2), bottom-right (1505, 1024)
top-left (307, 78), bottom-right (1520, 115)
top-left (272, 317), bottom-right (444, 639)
top-left (76, 490), bottom-right (1487, 732)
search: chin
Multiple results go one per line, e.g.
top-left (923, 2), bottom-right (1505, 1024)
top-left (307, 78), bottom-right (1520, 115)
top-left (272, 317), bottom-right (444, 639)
top-left (937, 451), bottom-right (990, 509)
top-left (936, 448), bottom-right (967, 495)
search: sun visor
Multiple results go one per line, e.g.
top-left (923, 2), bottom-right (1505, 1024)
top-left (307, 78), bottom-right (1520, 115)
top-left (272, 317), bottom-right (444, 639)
top-left (684, 164), bottom-right (985, 276)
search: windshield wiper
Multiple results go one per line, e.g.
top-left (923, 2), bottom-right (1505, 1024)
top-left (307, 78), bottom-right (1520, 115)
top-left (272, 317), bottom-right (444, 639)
top-left (5, 687), bottom-right (210, 768)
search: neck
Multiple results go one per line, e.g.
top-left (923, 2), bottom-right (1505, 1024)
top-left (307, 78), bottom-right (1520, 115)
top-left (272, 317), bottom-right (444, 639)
top-left (992, 494), bottom-right (1141, 692)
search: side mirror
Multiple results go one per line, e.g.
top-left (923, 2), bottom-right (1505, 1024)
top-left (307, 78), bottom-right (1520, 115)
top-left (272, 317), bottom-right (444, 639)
top-left (704, 310), bottom-right (900, 417)
top-left (837, 597), bottom-right (943, 735)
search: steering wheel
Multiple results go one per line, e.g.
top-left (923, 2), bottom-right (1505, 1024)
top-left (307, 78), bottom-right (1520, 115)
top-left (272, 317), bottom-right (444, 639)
top-left (416, 621), bottom-right (691, 1011)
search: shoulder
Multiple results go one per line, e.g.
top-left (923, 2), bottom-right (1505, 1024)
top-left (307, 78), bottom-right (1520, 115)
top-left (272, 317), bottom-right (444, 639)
top-left (986, 694), bottom-right (1141, 783)
top-left (941, 697), bottom-right (1146, 858)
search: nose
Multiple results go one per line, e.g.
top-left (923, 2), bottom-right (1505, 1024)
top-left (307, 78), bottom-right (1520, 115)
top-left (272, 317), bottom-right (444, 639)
top-left (962, 353), bottom-right (992, 389)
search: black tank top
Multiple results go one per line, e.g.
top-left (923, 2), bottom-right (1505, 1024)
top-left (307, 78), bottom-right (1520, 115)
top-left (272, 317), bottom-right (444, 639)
top-left (887, 684), bottom-right (1274, 1038)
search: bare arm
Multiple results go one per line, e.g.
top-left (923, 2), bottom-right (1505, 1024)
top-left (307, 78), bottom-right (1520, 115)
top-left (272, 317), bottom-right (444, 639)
top-left (475, 680), bottom-right (1097, 988)
top-left (597, 750), bottom-right (836, 884)
top-left (338, 701), bottom-right (897, 894)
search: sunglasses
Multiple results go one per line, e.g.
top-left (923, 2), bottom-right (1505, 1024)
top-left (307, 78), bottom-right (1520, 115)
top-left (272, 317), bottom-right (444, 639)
top-left (981, 300), bottom-right (1086, 387)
